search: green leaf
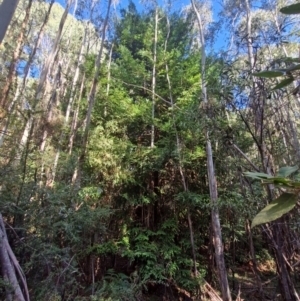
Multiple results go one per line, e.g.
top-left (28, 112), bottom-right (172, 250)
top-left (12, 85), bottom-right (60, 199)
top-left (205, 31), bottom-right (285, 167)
top-left (287, 64), bottom-right (300, 72)
top-left (252, 193), bottom-right (298, 228)
top-left (252, 71), bottom-right (284, 78)
top-left (244, 172), bottom-right (273, 180)
top-left (277, 166), bottom-right (298, 178)
top-left (263, 177), bottom-right (290, 185)
top-left (280, 3), bottom-right (300, 14)
top-left (278, 57), bottom-right (300, 63)
top-left (272, 77), bottom-right (294, 90)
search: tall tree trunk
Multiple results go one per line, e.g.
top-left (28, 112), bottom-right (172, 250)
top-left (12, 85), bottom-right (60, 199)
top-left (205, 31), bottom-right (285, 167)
top-left (150, 6), bottom-right (158, 148)
top-left (69, 73), bottom-right (85, 156)
top-left (16, 0), bottom-right (73, 160)
top-left (104, 43), bottom-right (114, 117)
top-left (0, 0), bottom-right (33, 110)
top-left (0, 1), bottom-right (55, 149)
top-left (51, 24), bottom-right (87, 182)
top-left (20, 0), bottom-right (55, 97)
top-left (0, 213), bottom-right (29, 301)
top-left (191, 1), bottom-right (231, 300)
top-left (0, 0), bottom-right (20, 45)
top-left (72, 0), bottom-right (112, 187)
top-left (36, 0), bottom-right (73, 100)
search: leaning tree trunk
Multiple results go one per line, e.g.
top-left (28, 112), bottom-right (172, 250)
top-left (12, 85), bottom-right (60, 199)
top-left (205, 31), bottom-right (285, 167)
top-left (0, 0), bottom-right (20, 45)
top-left (0, 0), bottom-right (33, 111)
top-left (20, 0), bottom-right (55, 97)
top-left (0, 213), bottom-right (29, 301)
top-left (16, 0), bottom-right (73, 160)
top-left (191, 0), bottom-right (231, 300)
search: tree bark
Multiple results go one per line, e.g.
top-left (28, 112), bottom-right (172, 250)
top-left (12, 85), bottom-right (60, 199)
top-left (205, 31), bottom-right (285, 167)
top-left (0, 213), bottom-right (29, 301)
top-left (20, 0), bottom-right (55, 97)
top-left (191, 0), bottom-right (231, 299)
top-left (0, 0), bottom-right (33, 110)
top-left (16, 0), bottom-right (73, 160)
top-left (150, 6), bottom-right (158, 148)
top-left (72, 0), bottom-right (112, 187)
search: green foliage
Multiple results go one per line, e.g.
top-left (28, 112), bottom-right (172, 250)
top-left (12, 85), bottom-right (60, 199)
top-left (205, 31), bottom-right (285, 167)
top-left (245, 166), bottom-right (300, 227)
top-left (252, 70), bottom-right (284, 78)
top-left (272, 77), bottom-right (294, 90)
top-left (4, 0), bottom-right (300, 299)
top-left (251, 193), bottom-right (298, 228)
top-left (93, 269), bottom-right (144, 301)
top-left (280, 3), bottom-right (300, 14)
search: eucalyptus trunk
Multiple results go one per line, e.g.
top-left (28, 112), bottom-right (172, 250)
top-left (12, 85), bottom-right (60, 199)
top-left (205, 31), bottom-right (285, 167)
top-left (0, 213), bottom-right (29, 301)
top-left (16, 0), bottom-right (73, 160)
top-left (150, 6), bottom-right (158, 148)
top-left (20, 0), bottom-right (55, 96)
top-left (72, 0), bottom-right (112, 186)
top-left (191, 1), bottom-right (231, 299)
top-left (0, 0), bottom-right (33, 110)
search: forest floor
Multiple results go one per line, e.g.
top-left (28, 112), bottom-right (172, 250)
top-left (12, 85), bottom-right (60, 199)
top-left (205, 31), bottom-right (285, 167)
top-left (231, 260), bottom-right (299, 301)
top-left (132, 259), bottom-right (300, 300)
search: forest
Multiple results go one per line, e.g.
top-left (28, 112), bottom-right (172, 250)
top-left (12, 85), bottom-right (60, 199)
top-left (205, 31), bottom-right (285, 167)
top-left (0, 0), bottom-right (300, 300)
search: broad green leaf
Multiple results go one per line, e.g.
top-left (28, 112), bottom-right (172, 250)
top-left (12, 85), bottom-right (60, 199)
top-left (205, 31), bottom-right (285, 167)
top-left (289, 181), bottom-right (300, 188)
top-left (280, 3), bottom-right (300, 14)
top-left (252, 71), bottom-right (284, 78)
top-left (277, 166), bottom-right (298, 178)
top-left (278, 57), bottom-right (300, 63)
top-left (252, 193), bottom-right (298, 228)
top-left (272, 77), bottom-right (294, 90)
top-left (244, 172), bottom-right (273, 180)
top-left (287, 64), bottom-right (300, 72)
top-left (263, 177), bottom-right (291, 186)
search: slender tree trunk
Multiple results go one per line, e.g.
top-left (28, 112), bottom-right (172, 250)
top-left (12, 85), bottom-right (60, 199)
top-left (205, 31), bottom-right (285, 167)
top-left (191, 1), bottom-right (231, 299)
top-left (16, 0), bottom-right (73, 160)
top-left (51, 25), bottom-right (87, 182)
top-left (72, 0), bottom-right (112, 187)
top-left (65, 26), bottom-right (87, 124)
top-left (69, 73), bottom-right (85, 156)
top-left (0, 0), bottom-right (33, 110)
top-left (150, 6), bottom-right (158, 148)
top-left (36, 0), bottom-right (73, 100)
top-left (0, 78), bottom-right (20, 148)
top-left (104, 43), bottom-right (114, 117)
top-left (19, 0), bottom-right (55, 97)
top-left (0, 213), bottom-right (29, 301)
top-left (0, 0), bottom-right (20, 45)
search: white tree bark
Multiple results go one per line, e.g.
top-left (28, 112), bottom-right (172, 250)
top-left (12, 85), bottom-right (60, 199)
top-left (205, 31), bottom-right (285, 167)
top-left (0, 213), bottom-right (29, 301)
top-left (191, 0), bottom-right (231, 300)
top-left (16, 0), bottom-right (73, 160)
top-left (72, 0), bottom-right (112, 186)
top-left (150, 6), bottom-right (158, 148)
